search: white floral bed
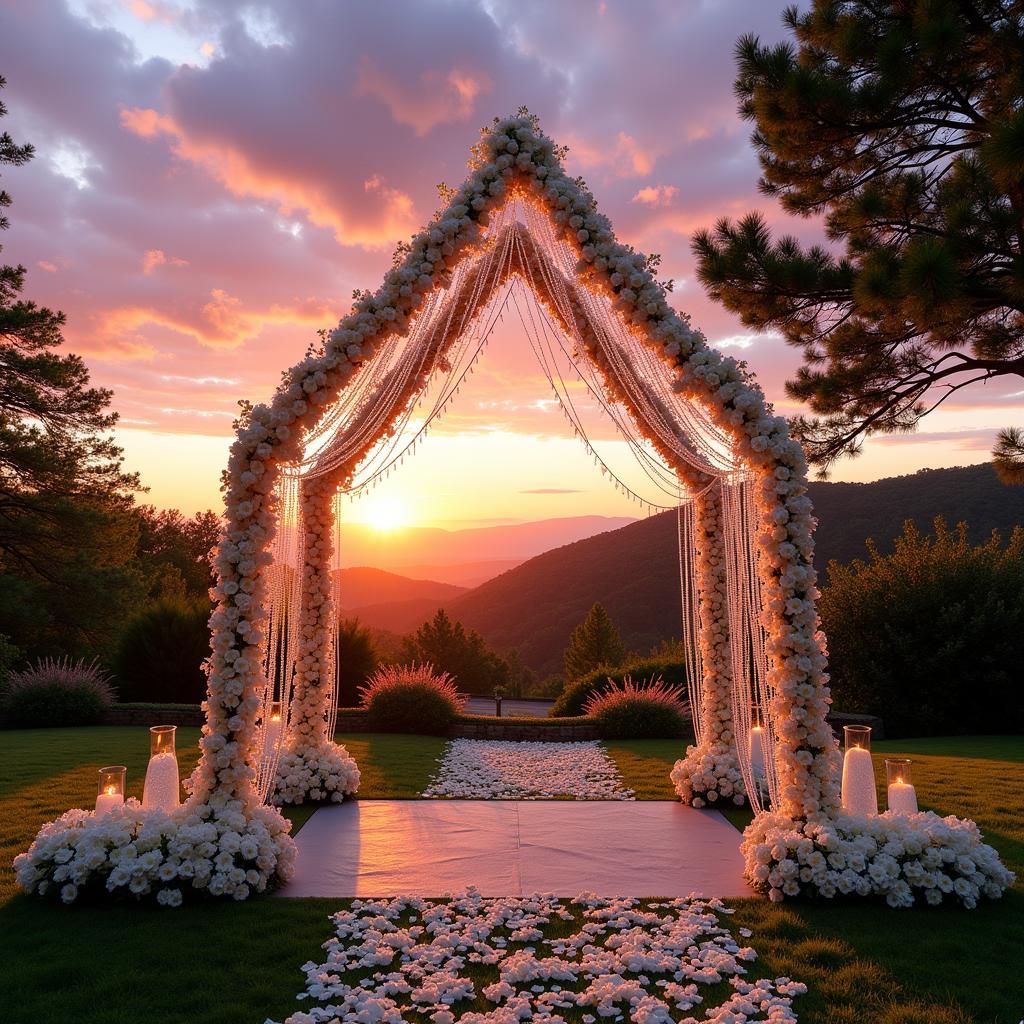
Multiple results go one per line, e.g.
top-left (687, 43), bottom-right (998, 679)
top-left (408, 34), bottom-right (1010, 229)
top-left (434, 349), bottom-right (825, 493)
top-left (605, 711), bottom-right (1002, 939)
top-left (422, 740), bottom-right (635, 800)
top-left (269, 892), bottom-right (806, 1024)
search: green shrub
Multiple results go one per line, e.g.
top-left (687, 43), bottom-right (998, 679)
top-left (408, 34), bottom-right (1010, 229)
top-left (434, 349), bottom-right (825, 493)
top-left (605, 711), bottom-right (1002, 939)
top-left (5, 656), bottom-right (115, 727)
top-left (583, 676), bottom-right (689, 739)
top-left (359, 663), bottom-right (466, 734)
top-left (552, 656), bottom-right (687, 717)
top-left (113, 599), bottom-right (211, 704)
top-left (821, 518), bottom-right (1024, 737)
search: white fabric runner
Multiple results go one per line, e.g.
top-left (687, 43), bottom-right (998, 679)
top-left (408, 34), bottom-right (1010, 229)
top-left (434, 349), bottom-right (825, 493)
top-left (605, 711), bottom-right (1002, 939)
top-left (276, 800), bottom-right (750, 898)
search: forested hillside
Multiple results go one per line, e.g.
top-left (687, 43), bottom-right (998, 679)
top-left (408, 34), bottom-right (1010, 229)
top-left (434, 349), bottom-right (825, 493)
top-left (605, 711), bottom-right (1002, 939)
top-left (350, 464), bottom-right (1024, 676)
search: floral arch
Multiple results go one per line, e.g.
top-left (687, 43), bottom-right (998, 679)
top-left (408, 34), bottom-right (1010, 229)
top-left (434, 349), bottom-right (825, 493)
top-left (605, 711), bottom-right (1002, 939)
top-left (198, 111), bottom-right (842, 875)
top-left (17, 114), bottom-right (1013, 910)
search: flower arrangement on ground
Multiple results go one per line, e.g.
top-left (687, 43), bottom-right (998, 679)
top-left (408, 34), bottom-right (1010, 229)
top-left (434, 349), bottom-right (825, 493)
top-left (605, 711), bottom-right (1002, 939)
top-left (742, 810), bottom-right (1015, 908)
top-left (270, 891), bottom-right (806, 1024)
top-left (13, 798), bottom-right (295, 906)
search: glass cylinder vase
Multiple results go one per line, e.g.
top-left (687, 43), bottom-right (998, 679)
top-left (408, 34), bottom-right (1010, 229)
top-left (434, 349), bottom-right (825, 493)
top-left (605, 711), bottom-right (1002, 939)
top-left (748, 704), bottom-right (766, 777)
top-left (840, 725), bottom-right (877, 816)
top-left (143, 725), bottom-right (180, 813)
top-left (262, 701), bottom-right (284, 757)
top-left (885, 757), bottom-right (918, 814)
top-left (96, 765), bottom-right (126, 817)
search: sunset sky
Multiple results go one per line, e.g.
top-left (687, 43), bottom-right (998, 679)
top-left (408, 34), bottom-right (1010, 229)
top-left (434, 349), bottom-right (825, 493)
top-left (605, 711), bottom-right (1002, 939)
top-left (3, 0), bottom-right (1017, 527)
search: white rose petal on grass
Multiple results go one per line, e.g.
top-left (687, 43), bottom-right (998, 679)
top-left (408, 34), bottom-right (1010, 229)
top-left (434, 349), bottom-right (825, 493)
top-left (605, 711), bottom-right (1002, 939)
top-left (422, 740), bottom-right (635, 800)
top-left (266, 892), bottom-right (807, 1024)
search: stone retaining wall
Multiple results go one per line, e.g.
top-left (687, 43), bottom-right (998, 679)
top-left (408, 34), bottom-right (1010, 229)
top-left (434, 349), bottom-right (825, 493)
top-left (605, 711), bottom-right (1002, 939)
top-left (5, 706), bottom-right (882, 743)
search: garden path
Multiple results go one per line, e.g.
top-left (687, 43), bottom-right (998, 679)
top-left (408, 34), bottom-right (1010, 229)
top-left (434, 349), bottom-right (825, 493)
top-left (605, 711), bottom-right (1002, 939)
top-left (276, 800), bottom-right (750, 897)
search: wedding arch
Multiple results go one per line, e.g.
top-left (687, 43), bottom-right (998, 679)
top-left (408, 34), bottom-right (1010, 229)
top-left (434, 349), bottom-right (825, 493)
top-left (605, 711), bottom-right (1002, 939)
top-left (17, 113), bottom-right (1013, 911)
top-left (197, 112), bottom-right (842, 849)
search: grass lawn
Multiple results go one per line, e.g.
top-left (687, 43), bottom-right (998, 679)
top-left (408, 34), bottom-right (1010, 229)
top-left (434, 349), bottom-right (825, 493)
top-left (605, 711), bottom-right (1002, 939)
top-left (0, 726), bottom-right (1020, 1023)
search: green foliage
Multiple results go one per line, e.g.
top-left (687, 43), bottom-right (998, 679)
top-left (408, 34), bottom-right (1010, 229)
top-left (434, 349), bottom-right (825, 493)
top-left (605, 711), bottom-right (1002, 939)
top-left (563, 602), bottom-right (625, 681)
top-left (359, 663), bottom-right (465, 734)
top-left (112, 600), bottom-right (210, 704)
top-left (552, 656), bottom-right (687, 718)
top-left (821, 518), bottom-right (1024, 737)
top-left (133, 505), bottom-right (220, 603)
top-left (0, 77), bottom-right (143, 660)
top-left (336, 618), bottom-right (378, 707)
top-left (993, 427), bottom-right (1024, 484)
top-left (401, 609), bottom-right (510, 693)
top-left (693, 2), bottom-right (1024, 474)
top-left (0, 632), bottom-right (19, 692)
top-left (4, 656), bottom-right (114, 727)
top-left (583, 677), bottom-right (689, 740)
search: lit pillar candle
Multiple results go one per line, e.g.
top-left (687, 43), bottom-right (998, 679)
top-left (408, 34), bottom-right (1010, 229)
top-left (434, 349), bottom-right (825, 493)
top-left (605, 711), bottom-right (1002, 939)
top-left (95, 765), bottom-right (126, 817)
top-left (748, 725), bottom-right (765, 777)
top-left (262, 702), bottom-right (284, 757)
top-left (143, 725), bottom-right (180, 813)
top-left (840, 725), bottom-right (878, 816)
top-left (885, 758), bottom-right (918, 814)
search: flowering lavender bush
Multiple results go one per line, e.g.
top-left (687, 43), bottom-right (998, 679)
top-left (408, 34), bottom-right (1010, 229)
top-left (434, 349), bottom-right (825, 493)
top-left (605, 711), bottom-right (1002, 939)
top-left (5, 656), bottom-right (116, 727)
top-left (583, 675), bottom-right (689, 739)
top-left (359, 663), bottom-right (467, 734)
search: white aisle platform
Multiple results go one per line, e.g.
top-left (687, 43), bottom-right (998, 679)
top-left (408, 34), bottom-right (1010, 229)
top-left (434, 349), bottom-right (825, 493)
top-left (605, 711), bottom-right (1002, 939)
top-left (276, 800), bottom-right (751, 898)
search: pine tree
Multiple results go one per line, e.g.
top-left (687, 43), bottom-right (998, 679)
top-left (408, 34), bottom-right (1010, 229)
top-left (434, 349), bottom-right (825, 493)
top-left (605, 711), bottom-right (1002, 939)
top-left (693, 2), bottom-right (1024, 479)
top-left (0, 76), bottom-right (142, 657)
top-left (563, 603), bottom-right (625, 682)
top-left (402, 608), bottom-right (510, 692)
top-left (336, 617), bottom-right (378, 707)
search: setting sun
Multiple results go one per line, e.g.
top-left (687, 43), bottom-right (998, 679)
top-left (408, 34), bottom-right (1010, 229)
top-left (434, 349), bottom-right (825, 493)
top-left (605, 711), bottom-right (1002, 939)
top-left (361, 497), bottom-right (411, 532)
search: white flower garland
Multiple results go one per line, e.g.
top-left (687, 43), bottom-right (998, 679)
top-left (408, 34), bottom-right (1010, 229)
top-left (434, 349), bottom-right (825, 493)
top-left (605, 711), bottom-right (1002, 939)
top-left (269, 891), bottom-right (807, 1024)
top-left (422, 740), bottom-right (635, 800)
top-left (742, 810), bottom-right (1015, 908)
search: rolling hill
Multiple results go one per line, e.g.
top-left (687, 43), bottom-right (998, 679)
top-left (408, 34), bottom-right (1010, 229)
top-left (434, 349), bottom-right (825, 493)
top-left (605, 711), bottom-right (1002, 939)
top-left (333, 567), bottom-right (466, 610)
top-left (346, 464), bottom-right (1024, 676)
top-left (336, 516), bottom-right (635, 578)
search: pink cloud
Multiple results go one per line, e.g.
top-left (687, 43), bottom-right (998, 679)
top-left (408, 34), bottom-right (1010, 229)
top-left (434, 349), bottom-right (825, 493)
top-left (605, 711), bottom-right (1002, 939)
top-left (95, 289), bottom-right (335, 351)
top-left (355, 58), bottom-right (492, 136)
top-left (632, 184), bottom-right (677, 207)
top-left (142, 249), bottom-right (189, 274)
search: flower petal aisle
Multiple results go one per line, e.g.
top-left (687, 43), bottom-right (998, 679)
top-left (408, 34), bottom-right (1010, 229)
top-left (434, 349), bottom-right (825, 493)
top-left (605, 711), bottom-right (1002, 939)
top-left (268, 892), bottom-right (805, 1024)
top-left (422, 740), bottom-right (635, 800)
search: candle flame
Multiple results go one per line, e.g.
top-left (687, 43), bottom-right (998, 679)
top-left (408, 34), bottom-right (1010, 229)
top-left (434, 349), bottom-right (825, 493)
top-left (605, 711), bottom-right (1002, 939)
top-left (105, 785), bottom-right (116, 795)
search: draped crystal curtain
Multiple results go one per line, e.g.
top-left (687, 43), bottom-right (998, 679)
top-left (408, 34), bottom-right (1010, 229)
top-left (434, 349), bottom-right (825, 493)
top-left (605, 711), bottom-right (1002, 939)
top-left (255, 200), bottom-right (777, 811)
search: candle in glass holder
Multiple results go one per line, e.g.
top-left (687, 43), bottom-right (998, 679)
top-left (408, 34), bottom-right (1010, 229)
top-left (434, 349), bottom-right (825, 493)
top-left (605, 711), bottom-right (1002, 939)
top-left (748, 705), bottom-right (765, 777)
top-left (143, 725), bottom-right (180, 812)
top-left (885, 758), bottom-right (918, 814)
top-left (262, 701), bottom-right (283, 757)
top-left (96, 765), bottom-right (126, 817)
top-left (840, 725), bottom-right (877, 816)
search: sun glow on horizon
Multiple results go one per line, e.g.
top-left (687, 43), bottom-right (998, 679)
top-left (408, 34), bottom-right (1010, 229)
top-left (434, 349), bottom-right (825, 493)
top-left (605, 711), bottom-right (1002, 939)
top-left (359, 497), bottom-right (411, 532)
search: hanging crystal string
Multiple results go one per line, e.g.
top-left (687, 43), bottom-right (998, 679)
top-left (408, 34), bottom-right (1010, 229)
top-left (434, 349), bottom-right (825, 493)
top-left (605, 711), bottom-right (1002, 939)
top-left (255, 207), bottom-right (777, 809)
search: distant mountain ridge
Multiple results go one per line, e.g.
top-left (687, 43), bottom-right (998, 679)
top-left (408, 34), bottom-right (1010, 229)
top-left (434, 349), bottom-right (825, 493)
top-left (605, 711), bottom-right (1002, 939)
top-left (337, 516), bottom-right (636, 575)
top-left (333, 567), bottom-right (466, 610)
top-left (344, 464), bottom-right (1024, 677)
